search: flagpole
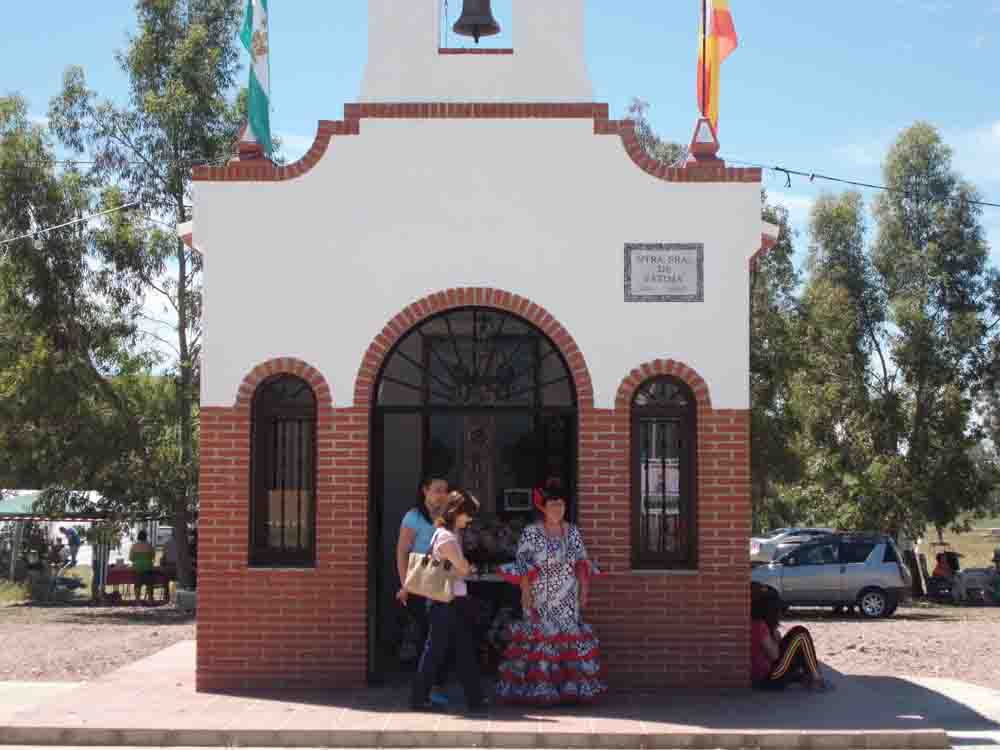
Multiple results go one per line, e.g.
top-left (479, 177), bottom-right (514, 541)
top-left (701, 0), bottom-right (707, 117)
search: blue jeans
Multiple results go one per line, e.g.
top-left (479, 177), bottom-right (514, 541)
top-left (406, 596), bottom-right (453, 686)
top-left (411, 599), bottom-right (482, 709)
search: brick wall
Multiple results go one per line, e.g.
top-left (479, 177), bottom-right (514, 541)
top-left (197, 359), bottom-right (368, 690)
top-left (580, 359), bottom-right (751, 688)
top-left (197, 298), bottom-right (750, 691)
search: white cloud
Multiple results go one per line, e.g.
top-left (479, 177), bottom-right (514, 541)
top-left (28, 113), bottom-right (49, 127)
top-left (946, 120), bottom-right (1000, 191)
top-left (768, 190), bottom-right (815, 230)
top-left (835, 142), bottom-right (884, 169)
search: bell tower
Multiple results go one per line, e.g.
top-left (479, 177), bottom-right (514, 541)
top-left (360, 0), bottom-right (593, 102)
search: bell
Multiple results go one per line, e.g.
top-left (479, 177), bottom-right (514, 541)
top-left (452, 0), bottom-right (501, 44)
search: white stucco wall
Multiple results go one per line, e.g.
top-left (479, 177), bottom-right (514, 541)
top-left (195, 117), bottom-right (759, 410)
top-left (361, 0), bottom-right (592, 102)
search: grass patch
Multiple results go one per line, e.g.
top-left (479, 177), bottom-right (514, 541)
top-left (1, 565), bottom-right (95, 604)
top-left (0, 579), bottom-right (29, 604)
top-left (927, 527), bottom-right (999, 568)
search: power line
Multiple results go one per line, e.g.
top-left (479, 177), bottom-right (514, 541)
top-left (0, 155), bottom-right (235, 173)
top-left (724, 156), bottom-right (1000, 209)
top-left (0, 201), bottom-right (142, 247)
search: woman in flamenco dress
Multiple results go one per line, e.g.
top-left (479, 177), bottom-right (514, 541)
top-left (496, 480), bottom-right (607, 705)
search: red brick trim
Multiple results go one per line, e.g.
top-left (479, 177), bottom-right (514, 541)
top-left (749, 232), bottom-right (778, 271)
top-left (438, 48), bottom-right (514, 54)
top-left (192, 103), bottom-right (762, 185)
top-left (234, 357), bottom-right (333, 409)
top-left (614, 358), bottom-right (713, 410)
top-left (595, 118), bottom-right (761, 184)
top-left (343, 102), bottom-right (608, 119)
top-left (191, 119), bottom-right (358, 183)
top-left (354, 287), bottom-right (594, 409)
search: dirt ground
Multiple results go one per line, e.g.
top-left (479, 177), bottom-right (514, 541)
top-left (785, 602), bottom-right (1000, 690)
top-left (1, 598), bottom-right (997, 688)
top-left (0, 601), bottom-right (195, 682)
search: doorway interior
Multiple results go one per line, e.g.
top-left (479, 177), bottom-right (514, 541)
top-left (369, 307), bottom-right (578, 681)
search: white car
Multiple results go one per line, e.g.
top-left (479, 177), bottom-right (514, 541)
top-left (750, 527), bottom-right (835, 565)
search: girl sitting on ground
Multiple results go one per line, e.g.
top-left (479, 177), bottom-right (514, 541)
top-left (751, 587), bottom-right (829, 690)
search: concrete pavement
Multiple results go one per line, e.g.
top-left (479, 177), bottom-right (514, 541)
top-left (1, 642), bottom-right (996, 748)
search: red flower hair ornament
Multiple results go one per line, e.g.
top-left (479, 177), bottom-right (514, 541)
top-left (532, 488), bottom-right (547, 513)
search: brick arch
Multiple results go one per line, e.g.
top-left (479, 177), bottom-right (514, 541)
top-left (354, 287), bottom-right (594, 409)
top-left (234, 357), bottom-right (333, 409)
top-left (614, 358), bottom-right (712, 411)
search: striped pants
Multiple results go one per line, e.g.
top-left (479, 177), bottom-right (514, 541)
top-left (758, 626), bottom-right (822, 689)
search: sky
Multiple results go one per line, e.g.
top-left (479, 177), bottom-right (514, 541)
top-left (3, 0), bottom-right (1000, 261)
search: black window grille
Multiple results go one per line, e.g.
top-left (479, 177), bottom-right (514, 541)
top-left (250, 375), bottom-right (317, 566)
top-left (631, 376), bottom-right (697, 569)
top-left (376, 308), bottom-right (575, 409)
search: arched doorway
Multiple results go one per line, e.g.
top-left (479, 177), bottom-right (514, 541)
top-left (369, 306), bottom-right (579, 680)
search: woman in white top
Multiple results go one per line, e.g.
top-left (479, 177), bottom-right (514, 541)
top-left (410, 490), bottom-right (487, 714)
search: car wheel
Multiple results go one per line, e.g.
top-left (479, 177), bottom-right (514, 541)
top-left (857, 588), bottom-right (888, 619)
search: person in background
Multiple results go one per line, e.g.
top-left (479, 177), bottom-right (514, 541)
top-left (496, 479), bottom-right (606, 705)
top-left (932, 552), bottom-right (954, 579)
top-left (129, 530), bottom-right (156, 604)
top-left (410, 490), bottom-right (486, 715)
top-left (59, 526), bottom-right (81, 568)
top-left (396, 477), bottom-right (451, 706)
top-left (751, 586), bottom-right (829, 690)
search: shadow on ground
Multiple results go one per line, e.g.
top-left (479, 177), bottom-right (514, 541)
top-left (200, 668), bottom-right (1000, 732)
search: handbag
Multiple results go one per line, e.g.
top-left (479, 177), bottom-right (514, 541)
top-left (404, 530), bottom-right (457, 603)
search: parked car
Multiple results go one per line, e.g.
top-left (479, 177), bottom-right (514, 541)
top-left (751, 533), bottom-right (912, 618)
top-left (750, 527), bottom-right (835, 565)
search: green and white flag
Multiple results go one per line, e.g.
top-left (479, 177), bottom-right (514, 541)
top-left (240, 0), bottom-right (273, 155)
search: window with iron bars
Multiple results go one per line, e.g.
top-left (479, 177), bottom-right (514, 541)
top-left (250, 375), bottom-right (317, 567)
top-left (631, 376), bottom-right (697, 569)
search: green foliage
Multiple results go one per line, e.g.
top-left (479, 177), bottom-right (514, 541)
top-left (626, 98), bottom-right (686, 165)
top-left (779, 123), bottom-right (998, 538)
top-left (750, 193), bottom-right (803, 531)
top-left (2, 1), bottom-right (245, 588)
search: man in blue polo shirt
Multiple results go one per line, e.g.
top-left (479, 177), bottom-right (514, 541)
top-left (59, 526), bottom-right (81, 567)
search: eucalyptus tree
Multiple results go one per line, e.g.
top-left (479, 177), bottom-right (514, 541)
top-left (45, 0), bottom-right (246, 586)
top-left (749, 195), bottom-right (804, 531)
top-left (787, 124), bottom-right (997, 537)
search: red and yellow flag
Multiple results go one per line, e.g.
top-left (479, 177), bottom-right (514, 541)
top-left (697, 0), bottom-right (738, 130)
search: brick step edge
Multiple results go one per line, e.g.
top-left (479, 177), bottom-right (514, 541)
top-left (0, 726), bottom-right (951, 749)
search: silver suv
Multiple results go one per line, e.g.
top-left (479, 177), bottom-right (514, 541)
top-left (751, 534), bottom-right (912, 618)
top-left (750, 527), bottom-right (835, 565)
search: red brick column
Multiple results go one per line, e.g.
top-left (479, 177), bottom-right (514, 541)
top-left (197, 358), bottom-right (368, 691)
top-left (580, 359), bottom-right (751, 688)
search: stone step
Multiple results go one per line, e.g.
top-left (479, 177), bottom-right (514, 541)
top-left (0, 726), bottom-right (952, 749)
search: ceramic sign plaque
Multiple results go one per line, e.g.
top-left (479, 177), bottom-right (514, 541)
top-left (624, 243), bottom-right (704, 302)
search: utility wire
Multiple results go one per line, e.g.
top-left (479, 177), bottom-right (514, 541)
top-left (0, 199), bottom-right (196, 247)
top-left (0, 201), bottom-right (143, 247)
top-left (0, 155), bottom-right (236, 173)
top-left (724, 156), bottom-right (1000, 209)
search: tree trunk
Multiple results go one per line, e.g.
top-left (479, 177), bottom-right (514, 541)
top-left (174, 198), bottom-right (195, 590)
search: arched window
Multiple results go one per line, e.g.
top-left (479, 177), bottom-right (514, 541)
top-left (631, 376), bottom-right (697, 569)
top-left (250, 375), bottom-right (317, 566)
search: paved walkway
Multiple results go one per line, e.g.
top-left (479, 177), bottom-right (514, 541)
top-left (2, 641), bottom-right (997, 748)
